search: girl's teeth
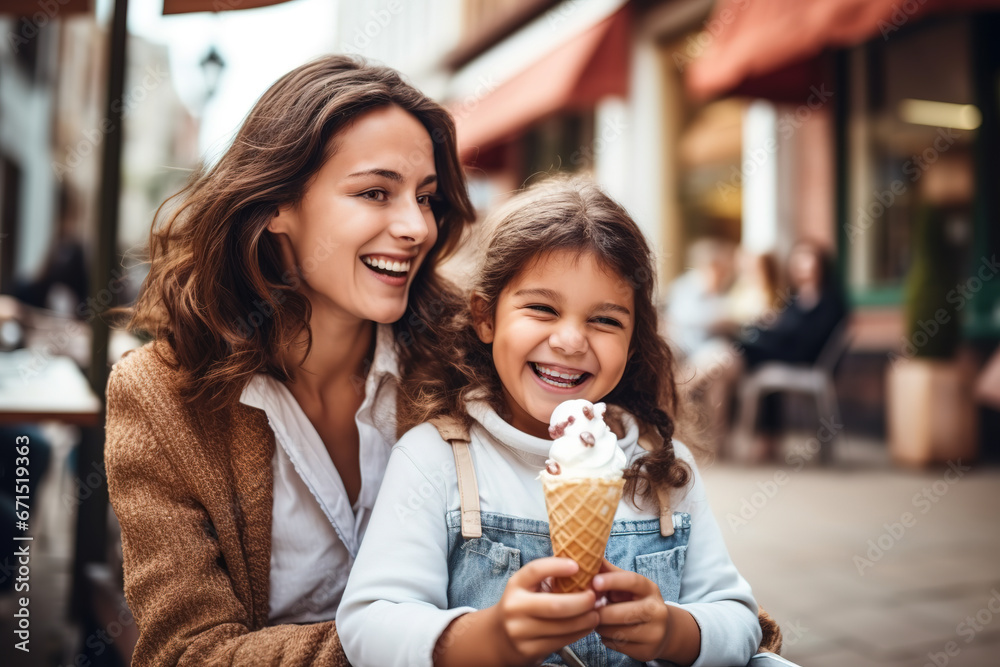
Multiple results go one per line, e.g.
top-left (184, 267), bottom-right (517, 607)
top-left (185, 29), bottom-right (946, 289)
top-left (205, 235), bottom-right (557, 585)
top-left (533, 363), bottom-right (585, 388)
top-left (534, 363), bottom-right (582, 380)
top-left (377, 259), bottom-right (387, 269)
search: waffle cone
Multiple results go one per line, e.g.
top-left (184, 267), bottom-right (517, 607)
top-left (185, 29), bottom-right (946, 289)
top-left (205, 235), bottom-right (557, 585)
top-left (542, 475), bottom-right (624, 593)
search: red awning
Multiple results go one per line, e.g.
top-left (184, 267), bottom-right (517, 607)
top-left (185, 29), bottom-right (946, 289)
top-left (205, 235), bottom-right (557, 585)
top-left (0, 0), bottom-right (90, 13)
top-left (163, 0), bottom-right (295, 14)
top-left (685, 0), bottom-right (1000, 101)
top-left (453, 6), bottom-right (629, 160)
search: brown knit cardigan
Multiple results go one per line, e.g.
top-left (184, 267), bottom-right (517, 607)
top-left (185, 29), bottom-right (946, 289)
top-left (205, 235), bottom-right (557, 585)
top-left (105, 342), bottom-right (350, 666)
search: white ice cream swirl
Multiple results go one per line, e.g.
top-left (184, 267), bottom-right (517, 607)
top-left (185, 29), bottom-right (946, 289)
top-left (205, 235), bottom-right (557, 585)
top-left (544, 399), bottom-right (627, 480)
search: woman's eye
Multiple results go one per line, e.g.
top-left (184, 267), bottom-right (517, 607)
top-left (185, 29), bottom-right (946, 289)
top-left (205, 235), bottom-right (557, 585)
top-left (527, 304), bottom-right (557, 315)
top-left (593, 316), bottom-right (623, 328)
top-left (359, 189), bottom-right (388, 202)
top-left (417, 193), bottom-right (438, 207)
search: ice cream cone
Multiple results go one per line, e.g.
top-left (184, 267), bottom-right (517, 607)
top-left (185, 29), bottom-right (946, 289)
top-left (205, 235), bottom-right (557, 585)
top-left (543, 475), bottom-right (624, 593)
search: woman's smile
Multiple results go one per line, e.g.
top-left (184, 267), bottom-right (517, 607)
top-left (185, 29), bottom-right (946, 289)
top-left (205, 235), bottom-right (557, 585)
top-left (361, 254), bottom-right (416, 286)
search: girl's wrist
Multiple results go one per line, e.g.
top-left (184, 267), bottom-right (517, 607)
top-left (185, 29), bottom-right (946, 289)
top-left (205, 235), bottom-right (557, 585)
top-left (657, 604), bottom-right (701, 666)
top-left (433, 607), bottom-right (516, 667)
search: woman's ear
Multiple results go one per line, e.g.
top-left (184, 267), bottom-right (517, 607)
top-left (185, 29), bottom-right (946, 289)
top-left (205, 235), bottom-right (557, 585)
top-left (267, 204), bottom-right (296, 235)
top-left (470, 293), bottom-right (494, 344)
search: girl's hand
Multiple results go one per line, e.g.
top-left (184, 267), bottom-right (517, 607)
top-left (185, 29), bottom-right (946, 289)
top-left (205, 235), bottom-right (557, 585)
top-left (490, 557), bottom-right (600, 665)
top-left (591, 559), bottom-right (700, 665)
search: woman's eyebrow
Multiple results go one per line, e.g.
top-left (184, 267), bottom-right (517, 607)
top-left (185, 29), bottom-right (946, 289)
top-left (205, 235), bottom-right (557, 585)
top-left (347, 168), bottom-right (403, 182)
top-left (345, 169), bottom-right (438, 188)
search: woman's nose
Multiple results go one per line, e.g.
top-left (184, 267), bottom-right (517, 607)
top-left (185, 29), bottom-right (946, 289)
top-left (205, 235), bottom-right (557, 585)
top-left (390, 200), bottom-right (433, 245)
top-left (549, 322), bottom-right (588, 355)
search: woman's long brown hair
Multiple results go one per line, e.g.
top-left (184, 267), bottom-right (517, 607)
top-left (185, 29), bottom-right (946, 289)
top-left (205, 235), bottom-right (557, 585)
top-left (398, 176), bottom-right (691, 505)
top-left (128, 55), bottom-right (474, 415)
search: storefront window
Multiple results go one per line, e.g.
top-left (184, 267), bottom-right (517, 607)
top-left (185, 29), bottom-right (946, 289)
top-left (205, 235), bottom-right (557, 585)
top-left (846, 18), bottom-right (977, 303)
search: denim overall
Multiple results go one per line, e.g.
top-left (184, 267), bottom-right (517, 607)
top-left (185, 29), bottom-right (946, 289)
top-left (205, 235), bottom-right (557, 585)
top-left (434, 416), bottom-right (690, 667)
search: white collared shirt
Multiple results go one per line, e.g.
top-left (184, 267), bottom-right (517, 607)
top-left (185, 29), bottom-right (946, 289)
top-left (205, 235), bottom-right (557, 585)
top-left (239, 324), bottom-right (399, 624)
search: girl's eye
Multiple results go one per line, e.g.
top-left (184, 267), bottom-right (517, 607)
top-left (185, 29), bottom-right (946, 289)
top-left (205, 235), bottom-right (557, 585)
top-left (527, 304), bottom-right (557, 315)
top-left (417, 193), bottom-right (438, 207)
top-left (358, 189), bottom-right (388, 202)
top-left (593, 316), bottom-right (623, 328)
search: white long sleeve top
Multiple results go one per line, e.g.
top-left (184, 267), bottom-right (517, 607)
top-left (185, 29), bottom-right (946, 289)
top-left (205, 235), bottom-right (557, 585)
top-left (338, 401), bottom-right (761, 667)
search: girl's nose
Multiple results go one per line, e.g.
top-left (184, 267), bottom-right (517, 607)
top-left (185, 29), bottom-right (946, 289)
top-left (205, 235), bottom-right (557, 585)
top-left (549, 322), bottom-right (588, 355)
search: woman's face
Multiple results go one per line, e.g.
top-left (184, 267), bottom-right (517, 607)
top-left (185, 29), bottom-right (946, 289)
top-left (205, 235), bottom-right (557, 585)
top-left (789, 246), bottom-right (821, 289)
top-left (268, 104), bottom-right (440, 325)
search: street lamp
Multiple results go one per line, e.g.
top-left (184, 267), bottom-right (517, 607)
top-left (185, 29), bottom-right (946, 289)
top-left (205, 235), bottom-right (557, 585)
top-left (200, 45), bottom-right (226, 103)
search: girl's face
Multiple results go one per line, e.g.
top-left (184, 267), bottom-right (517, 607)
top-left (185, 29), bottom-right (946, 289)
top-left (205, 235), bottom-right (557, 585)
top-left (474, 250), bottom-right (635, 439)
top-left (267, 105), bottom-right (439, 326)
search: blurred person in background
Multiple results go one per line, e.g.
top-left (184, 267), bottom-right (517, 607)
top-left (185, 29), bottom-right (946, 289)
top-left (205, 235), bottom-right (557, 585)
top-left (737, 240), bottom-right (848, 459)
top-left (663, 237), bottom-right (737, 360)
top-left (104, 56), bottom-right (474, 666)
top-left (13, 184), bottom-right (89, 316)
top-left (741, 241), bottom-right (847, 370)
top-left (727, 250), bottom-right (780, 326)
top-left (663, 238), bottom-right (740, 454)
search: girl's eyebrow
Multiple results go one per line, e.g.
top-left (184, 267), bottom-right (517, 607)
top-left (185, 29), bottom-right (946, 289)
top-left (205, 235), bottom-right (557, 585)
top-left (514, 288), bottom-right (631, 317)
top-left (595, 302), bottom-right (632, 317)
top-left (513, 287), bottom-right (561, 301)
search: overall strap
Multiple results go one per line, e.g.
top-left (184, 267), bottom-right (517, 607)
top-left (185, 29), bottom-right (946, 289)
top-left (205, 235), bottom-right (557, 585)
top-left (636, 422), bottom-right (674, 537)
top-left (428, 416), bottom-right (482, 539)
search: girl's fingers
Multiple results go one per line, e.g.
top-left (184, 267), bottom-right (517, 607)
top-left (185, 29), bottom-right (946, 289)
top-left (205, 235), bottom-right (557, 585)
top-left (509, 588), bottom-right (597, 619)
top-left (596, 597), bottom-right (666, 628)
top-left (592, 569), bottom-right (655, 597)
top-left (594, 625), bottom-right (641, 644)
top-left (507, 610), bottom-right (600, 639)
top-left (596, 558), bottom-right (625, 574)
top-left (511, 557), bottom-right (580, 589)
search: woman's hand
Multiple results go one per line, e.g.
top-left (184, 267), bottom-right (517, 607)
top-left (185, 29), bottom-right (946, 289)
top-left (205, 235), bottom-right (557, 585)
top-left (591, 559), bottom-right (701, 665)
top-left (434, 557), bottom-right (599, 667)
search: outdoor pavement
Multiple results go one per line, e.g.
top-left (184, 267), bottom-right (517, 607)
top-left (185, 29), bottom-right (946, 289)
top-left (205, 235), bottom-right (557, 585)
top-left (701, 436), bottom-right (1000, 667)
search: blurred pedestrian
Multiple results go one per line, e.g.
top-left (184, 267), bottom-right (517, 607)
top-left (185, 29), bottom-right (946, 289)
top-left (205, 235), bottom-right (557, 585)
top-left (736, 240), bottom-right (849, 459)
top-left (741, 240), bottom-right (847, 370)
top-left (104, 56), bottom-right (474, 666)
top-left (727, 250), bottom-right (780, 326)
top-left (12, 184), bottom-right (89, 316)
top-left (663, 237), bottom-right (736, 361)
top-left (664, 238), bottom-right (740, 454)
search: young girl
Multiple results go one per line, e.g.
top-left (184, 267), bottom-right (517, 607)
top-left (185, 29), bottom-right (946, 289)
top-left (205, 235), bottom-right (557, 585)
top-left (338, 178), bottom-right (767, 667)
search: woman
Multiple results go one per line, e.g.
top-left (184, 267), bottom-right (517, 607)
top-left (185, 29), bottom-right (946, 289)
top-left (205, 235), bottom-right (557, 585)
top-left (741, 240), bottom-right (847, 369)
top-left (105, 56), bottom-right (473, 666)
top-left (736, 240), bottom-right (848, 458)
